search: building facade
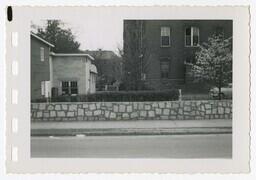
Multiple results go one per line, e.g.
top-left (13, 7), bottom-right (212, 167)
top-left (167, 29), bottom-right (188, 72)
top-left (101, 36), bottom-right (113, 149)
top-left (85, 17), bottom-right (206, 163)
top-left (31, 33), bottom-right (97, 100)
top-left (31, 33), bottom-right (54, 100)
top-left (50, 53), bottom-right (97, 96)
top-left (123, 20), bottom-right (232, 90)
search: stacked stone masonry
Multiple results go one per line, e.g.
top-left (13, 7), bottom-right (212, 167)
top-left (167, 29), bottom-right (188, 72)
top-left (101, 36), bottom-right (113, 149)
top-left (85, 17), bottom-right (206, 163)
top-left (31, 100), bottom-right (232, 121)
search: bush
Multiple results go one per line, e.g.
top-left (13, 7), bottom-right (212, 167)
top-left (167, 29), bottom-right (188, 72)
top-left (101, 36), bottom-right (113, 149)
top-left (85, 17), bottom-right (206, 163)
top-left (32, 89), bottom-right (179, 102)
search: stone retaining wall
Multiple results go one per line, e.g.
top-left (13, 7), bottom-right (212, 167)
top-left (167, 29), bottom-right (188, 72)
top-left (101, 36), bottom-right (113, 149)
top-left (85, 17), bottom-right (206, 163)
top-left (31, 100), bottom-right (232, 121)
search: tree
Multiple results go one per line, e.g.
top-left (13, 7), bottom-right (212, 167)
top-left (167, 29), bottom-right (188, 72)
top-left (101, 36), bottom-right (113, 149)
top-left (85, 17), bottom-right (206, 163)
top-left (123, 20), bottom-right (151, 90)
top-left (36, 20), bottom-right (81, 53)
top-left (190, 34), bottom-right (232, 99)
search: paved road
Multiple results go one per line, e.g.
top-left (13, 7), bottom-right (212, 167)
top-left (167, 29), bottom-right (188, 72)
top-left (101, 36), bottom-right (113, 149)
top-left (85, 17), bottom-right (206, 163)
top-left (31, 119), bottom-right (232, 129)
top-left (31, 134), bottom-right (232, 158)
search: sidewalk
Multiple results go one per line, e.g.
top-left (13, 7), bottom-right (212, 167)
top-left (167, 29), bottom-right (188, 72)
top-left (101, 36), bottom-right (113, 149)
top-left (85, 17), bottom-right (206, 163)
top-left (31, 119), bottom-right (232, 136)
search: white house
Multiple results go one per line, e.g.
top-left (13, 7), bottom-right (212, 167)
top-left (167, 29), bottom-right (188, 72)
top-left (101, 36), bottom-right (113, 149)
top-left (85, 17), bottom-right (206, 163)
top-left (49, 53), bottom-right (98, 97)
top-left (31, 32), bottom-right (98, 100)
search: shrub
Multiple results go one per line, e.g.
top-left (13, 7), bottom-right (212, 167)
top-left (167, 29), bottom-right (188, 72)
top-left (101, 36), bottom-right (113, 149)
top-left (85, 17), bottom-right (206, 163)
top-left (32, 89), bottom-right (179, 102)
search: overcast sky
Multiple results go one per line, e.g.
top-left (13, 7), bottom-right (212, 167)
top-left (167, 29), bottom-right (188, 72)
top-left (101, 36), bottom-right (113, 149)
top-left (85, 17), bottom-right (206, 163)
top-left (31, 18), bottom-right (123, 54)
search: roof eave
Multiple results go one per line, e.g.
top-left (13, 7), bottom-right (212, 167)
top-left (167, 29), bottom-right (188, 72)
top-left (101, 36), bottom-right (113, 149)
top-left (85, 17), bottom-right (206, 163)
top-left (50, 53), bottom-right (94, 61)
top-left (31, 32), bottom-right (55, 48)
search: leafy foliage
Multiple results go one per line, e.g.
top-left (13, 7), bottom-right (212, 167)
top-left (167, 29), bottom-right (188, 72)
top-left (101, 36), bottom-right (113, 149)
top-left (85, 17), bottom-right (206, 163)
top-left (36, 20), bottom-right (81, 53)
top-left (32, 90), bottom-right (179, 102)
top-left (84, 49), bottom-right (123, 90)
top-left (190, 34), bottom-right (232, 99)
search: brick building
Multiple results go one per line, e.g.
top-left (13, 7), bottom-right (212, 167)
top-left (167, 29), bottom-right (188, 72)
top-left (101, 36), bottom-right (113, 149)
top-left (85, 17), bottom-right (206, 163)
top-left (123, 20), bottom-right (232, 90)
top-left (31, 32), bottom-right (97, 100)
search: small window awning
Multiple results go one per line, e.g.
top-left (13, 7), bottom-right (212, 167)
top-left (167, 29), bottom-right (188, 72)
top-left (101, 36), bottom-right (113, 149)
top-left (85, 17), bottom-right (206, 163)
top-left (90, 64), bottom-right (97, 74)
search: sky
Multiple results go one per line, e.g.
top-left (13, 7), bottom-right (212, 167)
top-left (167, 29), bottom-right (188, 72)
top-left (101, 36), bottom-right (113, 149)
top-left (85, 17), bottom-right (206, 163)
top-left (31, 18), bottom-right (123, 54)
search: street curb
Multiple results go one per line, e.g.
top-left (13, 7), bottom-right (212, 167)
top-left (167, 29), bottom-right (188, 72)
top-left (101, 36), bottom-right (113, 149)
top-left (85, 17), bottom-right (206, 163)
top-left (31, 127), bottom-right (232, 137)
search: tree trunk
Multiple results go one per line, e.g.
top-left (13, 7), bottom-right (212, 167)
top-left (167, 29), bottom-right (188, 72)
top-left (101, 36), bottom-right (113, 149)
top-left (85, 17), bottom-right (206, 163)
top-left (218, 73), bottom-right (222, 100)
top-left (218, 86), bottom-right (222, 100)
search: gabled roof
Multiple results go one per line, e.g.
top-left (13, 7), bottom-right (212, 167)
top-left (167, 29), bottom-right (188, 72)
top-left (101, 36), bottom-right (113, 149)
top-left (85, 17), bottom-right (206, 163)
top-left (50, 52), bottom-right (94, 61)
top-left (31, 32), bottom-right (55, 48)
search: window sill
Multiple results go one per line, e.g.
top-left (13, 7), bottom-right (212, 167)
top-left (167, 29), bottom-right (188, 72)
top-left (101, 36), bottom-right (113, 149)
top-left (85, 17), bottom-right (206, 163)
top-left (185, 45), bottom-right (200, 48)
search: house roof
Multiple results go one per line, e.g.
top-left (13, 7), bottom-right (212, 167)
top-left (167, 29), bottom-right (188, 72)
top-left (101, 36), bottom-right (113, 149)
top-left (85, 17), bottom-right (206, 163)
top-left (50, 52), bottom-right (94, 61)
top-left (30, 32), bottom-right (55, 48)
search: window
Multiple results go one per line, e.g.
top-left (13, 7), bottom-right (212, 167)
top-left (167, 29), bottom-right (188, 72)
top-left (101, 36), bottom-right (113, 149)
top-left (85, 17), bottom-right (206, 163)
top-left (62, 81), bottom-right (69, 95)
top-left (185, 27), bottom-right (199, 47)
top-left (40, 47), bottom-right (45, 61)
top-left (160, 60), bottom-right (170, 78)
top-left (70, 81), bottom-right (78, 94)
top-left (61, 81), bottom-right (78, 95)
top-left (161, 27), bottom-right (171, 47)
top-left (41, 81), bottom-right (45, 96)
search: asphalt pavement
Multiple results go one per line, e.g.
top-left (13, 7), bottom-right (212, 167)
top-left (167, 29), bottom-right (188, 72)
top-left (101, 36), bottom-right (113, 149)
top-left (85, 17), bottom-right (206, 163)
top-left (31, 119), bottom-right (232, 136)
top-left (31, 134), bottom-right (232, 158)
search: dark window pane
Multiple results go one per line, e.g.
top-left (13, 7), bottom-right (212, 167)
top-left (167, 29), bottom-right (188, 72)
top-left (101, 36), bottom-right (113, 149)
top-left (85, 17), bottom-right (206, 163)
top-left (186, 28), bottom-right (191, 35)
top-left (186, 27), bottom-right (199, 46)
top-left (62, 81), bottom-right (69, 95)
top-left (62, 88), bottom-right (69, 95)
top-left (70, 81), bottom-right (78, 94)
top-left (186, 36), bottom-right (191, 46)
top-left (161, 36), bottom-right (170, 46)
top-left (62, 81), bottom-right (69, 87)
top-left (70, 88), bottom-right (78, 94)
top-left (71, 81), bottom-right (77, 87)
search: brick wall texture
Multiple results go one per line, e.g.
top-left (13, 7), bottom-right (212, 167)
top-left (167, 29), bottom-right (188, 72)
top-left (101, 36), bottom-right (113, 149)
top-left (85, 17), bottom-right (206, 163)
top-left (31, 100), bottom-right (232, 121)
top-left (123, 20), bottom-right (232, 90)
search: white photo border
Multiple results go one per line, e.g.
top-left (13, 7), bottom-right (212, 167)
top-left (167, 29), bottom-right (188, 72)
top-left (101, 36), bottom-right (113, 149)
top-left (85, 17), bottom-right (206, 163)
top-left (5, 6), bottom-right (250, 173)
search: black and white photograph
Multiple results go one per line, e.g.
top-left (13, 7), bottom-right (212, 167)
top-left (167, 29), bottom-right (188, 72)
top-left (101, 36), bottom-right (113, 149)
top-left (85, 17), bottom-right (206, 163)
top-left (30, 18), bottom-right (233, 158)
top-left (4, 5), bottom-right (250, 173)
